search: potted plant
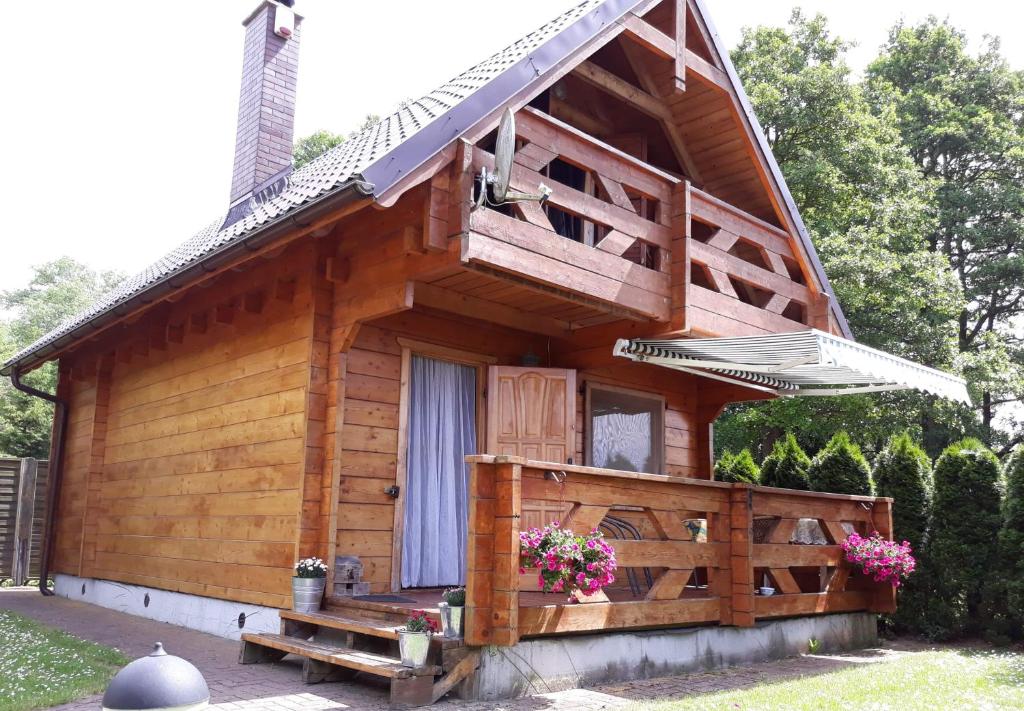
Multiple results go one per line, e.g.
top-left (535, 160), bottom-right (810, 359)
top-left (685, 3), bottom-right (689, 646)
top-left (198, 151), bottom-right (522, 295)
top-left (398, 610), bottom-right (438, 668)
top-left (841, 531), bottom-right (916, 587)
top-left (438, 587), bottom-right (465, 638)
top-left (519, 522), bottom-right (617, 600)
top-left (292, 557), bottom-right (328, 612)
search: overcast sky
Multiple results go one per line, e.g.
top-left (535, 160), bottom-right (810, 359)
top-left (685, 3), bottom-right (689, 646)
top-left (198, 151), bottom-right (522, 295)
top-left (1, 0), bottom-right (1021, 290)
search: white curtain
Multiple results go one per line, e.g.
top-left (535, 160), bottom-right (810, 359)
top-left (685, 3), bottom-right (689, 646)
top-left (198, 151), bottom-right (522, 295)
top-left (401, 356), bottom-right (477, 588)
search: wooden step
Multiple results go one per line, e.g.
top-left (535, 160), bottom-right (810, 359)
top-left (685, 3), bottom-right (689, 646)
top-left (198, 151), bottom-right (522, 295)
top-left (281, 608), bottom-right (465, 649)
top-left (240, 632), bottom-right (439, 679)
top-left (280, 608), bottom-right (402, 640)
top-left (324, 595), bottom-right (441, 624)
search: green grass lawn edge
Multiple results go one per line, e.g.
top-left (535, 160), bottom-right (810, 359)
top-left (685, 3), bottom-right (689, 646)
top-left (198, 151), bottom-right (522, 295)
top-left (0, 608), bottom-right (128, 711)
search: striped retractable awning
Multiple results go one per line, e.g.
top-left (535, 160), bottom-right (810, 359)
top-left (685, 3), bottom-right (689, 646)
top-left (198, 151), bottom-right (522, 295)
top-left (613, 330), bottom-right (971, 404)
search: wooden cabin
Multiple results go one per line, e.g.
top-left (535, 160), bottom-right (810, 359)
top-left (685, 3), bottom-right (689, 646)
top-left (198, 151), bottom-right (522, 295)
top-left (3, 0), bottom-right (968, 704)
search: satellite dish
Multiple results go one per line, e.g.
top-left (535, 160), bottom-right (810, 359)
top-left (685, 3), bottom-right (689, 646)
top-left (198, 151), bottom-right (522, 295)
top-left (474, 107), bottom-right (552, 211)
top-left (492, 108), bottom-right (516, 204)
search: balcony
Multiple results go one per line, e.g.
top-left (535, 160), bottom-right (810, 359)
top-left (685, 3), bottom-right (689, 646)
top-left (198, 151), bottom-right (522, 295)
top-left (428, 106), bottom-right (826, 337)
top-left (464, 455), bottom-right (895, 646)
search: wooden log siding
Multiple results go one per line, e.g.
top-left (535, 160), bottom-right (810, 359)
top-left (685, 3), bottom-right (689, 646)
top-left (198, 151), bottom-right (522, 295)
top-left (465, 456), bottom-right (897, 644)
top-left (49, 251), bottom-right (319, 609)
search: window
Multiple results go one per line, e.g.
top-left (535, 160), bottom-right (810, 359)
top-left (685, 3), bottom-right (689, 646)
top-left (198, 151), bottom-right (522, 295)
top-left (585, 383), bottom-right (664, 474)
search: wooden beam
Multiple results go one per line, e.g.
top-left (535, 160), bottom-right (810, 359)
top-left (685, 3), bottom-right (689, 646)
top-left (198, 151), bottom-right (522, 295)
top-left (674, 0), bottom-right (687, 92)
top-left (573, 61), bottom-right (672, 122)
top-left (619, 14), bottom-right (674, 60)
top-left (686, 49), bottom-right (729, 91)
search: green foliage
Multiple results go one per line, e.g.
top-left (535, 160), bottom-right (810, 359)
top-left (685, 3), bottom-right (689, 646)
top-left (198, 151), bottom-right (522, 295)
top-left (292, 130), bottom-right (345, 170)
top-left (873, 432), bottom-right (932, 634)
top-left (998, 446), bottom-right (1024, 638)
top-left (714, 449), bottom-right (761, 484)
top-left (807, 431), bottom-right (872, 495)
top-left (292, 115), bottom-right (382, 171)
top-left (719, 11), bottom-right (989, 460)
top-left (874, 433), bottom-right (931, 550)
top-left (868, 18), bottom-right (1024, 452)
top-left (923, 439), bottom-right (1003, 639)
top-left (0, 259), bottom-right (123, 458)
top-left (759, 434), bottom-right (811, 490)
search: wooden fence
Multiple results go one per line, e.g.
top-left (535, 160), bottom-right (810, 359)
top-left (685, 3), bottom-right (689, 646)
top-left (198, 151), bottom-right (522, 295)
top-left (465, 455), bottom-right (895, 646)
top-left (0, 458), bottom-right (49, 585)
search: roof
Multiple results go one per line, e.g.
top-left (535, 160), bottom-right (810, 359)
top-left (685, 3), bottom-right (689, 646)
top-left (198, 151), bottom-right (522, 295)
top-left (4, 0), bottom-right (850, 375)
top-left (614, 331), bottom-right (970, 404)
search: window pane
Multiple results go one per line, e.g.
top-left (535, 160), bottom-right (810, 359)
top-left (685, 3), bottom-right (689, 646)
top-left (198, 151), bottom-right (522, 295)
top-left (589, 387), bottom-right (662, 473)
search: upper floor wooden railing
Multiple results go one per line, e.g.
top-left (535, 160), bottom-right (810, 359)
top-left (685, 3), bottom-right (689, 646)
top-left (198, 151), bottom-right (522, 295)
top-left (452, 106), bottom-right (829, 335)
top-left (464, 455), bottom-right (895, 646)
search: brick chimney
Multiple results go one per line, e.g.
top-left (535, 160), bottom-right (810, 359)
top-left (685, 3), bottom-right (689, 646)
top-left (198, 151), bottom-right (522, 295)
top-left (224, 0), bottom-right (302, 226)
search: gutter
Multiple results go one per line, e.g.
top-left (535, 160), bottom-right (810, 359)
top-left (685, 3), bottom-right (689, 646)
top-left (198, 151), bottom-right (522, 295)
top-left (10, 368), bottom-right (66, 596)
top-left (1, 178), bottom-right (374, 378)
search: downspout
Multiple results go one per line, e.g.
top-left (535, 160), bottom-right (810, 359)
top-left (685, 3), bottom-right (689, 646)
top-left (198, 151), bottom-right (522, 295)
top-left (10, 367), bottom-right (66, 596)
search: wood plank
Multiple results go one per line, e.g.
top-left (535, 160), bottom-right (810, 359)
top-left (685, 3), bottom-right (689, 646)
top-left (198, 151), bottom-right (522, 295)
top-left (620, 13), bottom-right (675, 60)
top-left (574, 61), bottom-right (672, 122)
top-left (239, 633), bottom-right (437, 678)
top-left (518, 597), bottom-right (720, 636)
top-left (768, 568), bottom-right (801, 594)
top-left (645, 569), bottom-right (693, 600)
top-left (753, 544), bottom-right (843, 568)
top-left (754, 591), bottom-right (869, 618)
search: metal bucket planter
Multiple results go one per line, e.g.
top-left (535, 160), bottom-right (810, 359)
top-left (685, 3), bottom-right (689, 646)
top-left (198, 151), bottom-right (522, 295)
top-left (292, 576), bottom-right (326, 612)
top-left (438, 602), bottom-right (464, 639)
top-left (398, 631), bottom-right (431, 668)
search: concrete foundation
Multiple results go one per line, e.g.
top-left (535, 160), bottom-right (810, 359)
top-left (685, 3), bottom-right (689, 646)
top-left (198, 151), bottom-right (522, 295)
top-left (458, 612), bottom-right (878, 701)
top-left (53, 574), bottom-right (279, 640)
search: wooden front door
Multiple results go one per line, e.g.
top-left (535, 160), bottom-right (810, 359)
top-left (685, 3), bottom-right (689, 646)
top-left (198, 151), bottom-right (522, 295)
top-left (486, 366), bottom-right (576, 532)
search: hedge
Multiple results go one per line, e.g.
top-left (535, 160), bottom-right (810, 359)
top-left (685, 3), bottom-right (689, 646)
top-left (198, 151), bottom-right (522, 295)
top-left (807, 431), bottom-right (872, 495)
top-left (998, 445), bottom-right (1024, 639)
top-left (923, 439), bottom-right (1002, 640)
top-left (873, 432), bottom-right (932, 634)
top-left (760, 433), bottom-right (811, 490)
top-left (715, 449), bottom-right (761, 484)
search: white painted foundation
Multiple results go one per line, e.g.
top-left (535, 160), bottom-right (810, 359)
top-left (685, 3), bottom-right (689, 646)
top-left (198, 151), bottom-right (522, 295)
top-left (459, 612), bottom-right (878, 701)
top-left (54, 574), bottom-right (279, 640)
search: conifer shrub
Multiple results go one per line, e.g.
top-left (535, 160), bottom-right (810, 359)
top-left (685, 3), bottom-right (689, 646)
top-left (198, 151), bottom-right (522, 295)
top-left (924, 439), bottom-right (1002, 640)
top-left (807, 432), bottom-right (873, 495)
top-left (759, 433), bottom-right (811, 491)
top-left (873, 433), bottom-right (931, 551)
top-left (998, 446), bottom-right (1024, 639)
top-left (873, 432), bottom-right (932, 634)
top-left (714, 449), bottom-right (761, 484)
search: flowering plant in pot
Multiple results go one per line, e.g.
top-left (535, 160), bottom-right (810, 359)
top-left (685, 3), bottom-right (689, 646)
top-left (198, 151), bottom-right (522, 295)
top-left (399, 610), bottom-right (438, 668)
top-left (519, 522), bottom-right (617, 601)
top-left (292, 557), bottom-right (328, 612)
top-left (841, 532), bottom-right (916, 587)
top-left (438, 587), bottom-right (465, 639)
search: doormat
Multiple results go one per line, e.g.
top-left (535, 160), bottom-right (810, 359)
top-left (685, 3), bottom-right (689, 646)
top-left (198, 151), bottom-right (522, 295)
top-left (353, 594), bottom-right (417, 603)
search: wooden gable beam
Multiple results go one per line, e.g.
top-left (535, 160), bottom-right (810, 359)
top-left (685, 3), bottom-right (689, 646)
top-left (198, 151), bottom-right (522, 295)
top-left (619, 41), bottom-right (703, 183)
top-left (620, 14), bottom-right (674, 61)
top-left (674, 0), bottom-right (686, 92)
top-left (573, 61), bottom-right (672, 122)
top-left (413, 282), bottom-right (570, 339)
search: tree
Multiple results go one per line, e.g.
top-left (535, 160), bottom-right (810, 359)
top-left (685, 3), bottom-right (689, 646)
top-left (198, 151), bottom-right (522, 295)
top-left (873, 432), bottom-right (932, 633)
top-left (292, 115), bottom-right (381, 171)
top-left (714, 449), bottom-right (760, 484)
top-left (292, 130), bottom-right (345, 170)
top-left (867, 19), bottom-right (1024, 454)
top-left (924, 438), bottom-right (1003, 639)
top-left (997, 446), bottom-right (1024, 639)
top-left (759, 433), bottom-right (811, 490)
top-left (720, 11), bottom-right (968, 461)
top-left (0, 258), bottom-right (123, 458)
top-left (807, 431), bottom-right (872, 495)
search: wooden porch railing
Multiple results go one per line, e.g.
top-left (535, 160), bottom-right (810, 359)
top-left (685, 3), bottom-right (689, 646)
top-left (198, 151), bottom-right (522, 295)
top-left (465, 455), bottom-right (895, 646)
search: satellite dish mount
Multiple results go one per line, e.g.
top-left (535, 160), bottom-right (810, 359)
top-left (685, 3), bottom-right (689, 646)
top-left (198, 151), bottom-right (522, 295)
top-left (474, 108), bottom-right (553, 210)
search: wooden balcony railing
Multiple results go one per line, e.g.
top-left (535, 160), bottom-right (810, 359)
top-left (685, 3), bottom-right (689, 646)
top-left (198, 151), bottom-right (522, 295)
top-left (684, 187), bottom-right (824, 335)
top-left (465, 455), bottom-right (895, 646)
top-left (462, 107), bottom-right (676, 323)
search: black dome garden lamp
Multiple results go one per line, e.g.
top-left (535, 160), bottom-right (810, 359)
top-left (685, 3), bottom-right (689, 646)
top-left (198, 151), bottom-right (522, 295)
top-left (102, 643), bottom-right (210, 711)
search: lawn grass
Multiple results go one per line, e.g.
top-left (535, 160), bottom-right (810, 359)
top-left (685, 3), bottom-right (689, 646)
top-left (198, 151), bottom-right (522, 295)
top-left (0, 608), bottom-right (128, 711)
top-left (632, 648), bottom-right (1024, 711)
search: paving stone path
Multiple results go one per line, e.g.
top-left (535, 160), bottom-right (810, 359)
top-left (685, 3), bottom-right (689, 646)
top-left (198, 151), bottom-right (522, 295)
top-left (1, 590), bottom-right (914, 710)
